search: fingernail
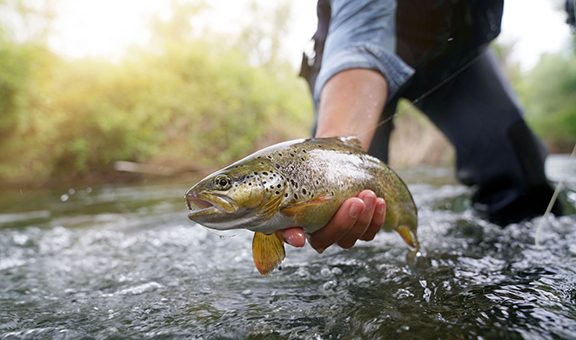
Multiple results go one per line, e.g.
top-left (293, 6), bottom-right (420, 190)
top-left (349, 203), bottom-right (363, 219)
top-left (286, 230), bottom-right (305, 247)
top-left (377, 201), bottom-right (385, 215)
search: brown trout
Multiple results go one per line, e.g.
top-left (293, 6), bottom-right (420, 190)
top-left (185, 137), bottom-right (418, 275)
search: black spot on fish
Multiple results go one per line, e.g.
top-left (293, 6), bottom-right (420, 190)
top-left (302, 188), bottom-right (307, 195)
top-left (263, 181), bottom-right (267, 184)
top-left (277, 184), bottom-right (281, 188)
top-left (284, 193), bottom-right (289, 198)
top-left (275, 191), bottom-right (280, 195)
top-left (263, 172), bottom-right (268, 176)
top-left (275, 163), bottom-right (280, 169)
top-left (254, 172), bottom-right (258, 175)
top-left (294, 193), bottom-right (299, 199)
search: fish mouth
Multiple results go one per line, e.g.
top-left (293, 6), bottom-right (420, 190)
top-left (185, 191), bottom-right (237, 220)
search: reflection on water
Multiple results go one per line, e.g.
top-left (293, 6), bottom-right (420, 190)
top-left (0, 156), bottom-right (575, 338)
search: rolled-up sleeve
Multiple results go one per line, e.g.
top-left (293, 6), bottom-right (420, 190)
top-left (314, 0), bottom-right (414, 102)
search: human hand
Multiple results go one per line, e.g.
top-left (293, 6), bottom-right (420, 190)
top-left (280, 190), bottom-right (387, 253)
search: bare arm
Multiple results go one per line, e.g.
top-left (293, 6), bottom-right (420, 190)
top-left (282, 68), bottom-right (389, 251)
top-left (316, 68), bottom-right (388, 150)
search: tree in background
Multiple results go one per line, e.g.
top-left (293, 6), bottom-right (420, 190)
top-left (0, 0), bottom-right (312, 186)
top-left (520, 1), bottom-right (576, 152)
top-left (523, 53), bottom-right (576, 152)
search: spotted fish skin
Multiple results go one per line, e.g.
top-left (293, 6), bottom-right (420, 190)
top-left (185, 136), bottom-right (418, 248)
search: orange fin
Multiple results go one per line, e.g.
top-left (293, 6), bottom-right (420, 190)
top-left (280, 194), bottom-right (333, 218)
top-left (252, 231), bottom-right (286, 275)
top-left (395, 225), bottom-right (420, 251)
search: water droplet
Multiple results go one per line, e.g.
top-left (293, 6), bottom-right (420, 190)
top-left (322, 280), bottom-right (337, 290)
top-left (356, 276), bottom-right (371, 285)
top-left (13, 234), bottom-right (29, 246)
top-left (295, 267), bottom-right (309, 278)
top-left (320, 267), bottom-right (331, 277)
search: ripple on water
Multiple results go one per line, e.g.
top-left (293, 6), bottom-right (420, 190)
top-left (0, 179), bottom-right (575, 338)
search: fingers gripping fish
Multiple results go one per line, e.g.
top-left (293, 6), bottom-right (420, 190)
top-left (185, 137), bottom-right (419, 275)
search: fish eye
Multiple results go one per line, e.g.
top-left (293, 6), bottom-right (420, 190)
top-left (213, 175), bottom-right (232, 190)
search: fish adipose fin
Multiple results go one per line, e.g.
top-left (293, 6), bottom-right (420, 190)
top-left (252, 231), bottom-right (286, 275)
top-left (395, 225), bottom-right (420, 251)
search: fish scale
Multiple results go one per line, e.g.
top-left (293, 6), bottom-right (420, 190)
top-left (185, 136), bottom-right (419, 274)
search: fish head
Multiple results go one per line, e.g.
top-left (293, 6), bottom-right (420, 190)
top-left (185, 158), bottom-right (287, 230)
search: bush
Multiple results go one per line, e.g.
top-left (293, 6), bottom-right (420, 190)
top-left (523, 53), bottom-right (576, 151)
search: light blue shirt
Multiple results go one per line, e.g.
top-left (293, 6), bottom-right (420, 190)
top-left (314, 0), bottom-right (414, 104)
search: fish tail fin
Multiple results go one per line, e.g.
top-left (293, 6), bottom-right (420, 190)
top-left (252, 231), bottom-right (286, 275)
top-left (395, 225), bottom-right (420, 251)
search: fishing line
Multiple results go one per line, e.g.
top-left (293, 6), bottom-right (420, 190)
top-left (535, 142), bottom-right (576, 247)
top-left (351, 52), bottom-right (575, 245)
top-left (356, 53), bottom-right (482, 143)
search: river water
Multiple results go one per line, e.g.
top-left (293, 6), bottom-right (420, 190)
top-left (1, 156), bottom-right (575, 339)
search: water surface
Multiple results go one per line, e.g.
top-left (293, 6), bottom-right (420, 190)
top-left (1, 156), bottom-right (575, 339)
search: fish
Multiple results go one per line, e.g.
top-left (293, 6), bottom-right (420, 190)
top-left (185, 136), bottom-right (419, 275)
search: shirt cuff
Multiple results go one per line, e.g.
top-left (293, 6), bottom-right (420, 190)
top-left (313, 43), bottom-right (414, 103)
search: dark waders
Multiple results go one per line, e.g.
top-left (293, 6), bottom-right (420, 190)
top-left (301, 0), bottom-right (563, 225)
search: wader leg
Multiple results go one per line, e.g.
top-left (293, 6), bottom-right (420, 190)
top-left (414, 49), bottom-right (562, 225)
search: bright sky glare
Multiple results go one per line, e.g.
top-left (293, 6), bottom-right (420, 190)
top-left (48, 0), bottom-right (572, 70)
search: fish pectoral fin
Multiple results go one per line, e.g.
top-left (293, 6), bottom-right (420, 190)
top-left (395, 225), bottom-right (420, 251)
top-left (280, 194), bottom-right (334, 218)
top-left (252, 231), bottom-right (286, 275)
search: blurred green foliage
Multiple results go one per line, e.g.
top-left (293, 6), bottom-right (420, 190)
top-left (492, 39), bottom-right (576, 152)
top-left (0, 0), bottom-right (312, 185)
top-left (0, 0), bottom-right (574, 186)
top-left (522, 53), bottom-right (576, 151)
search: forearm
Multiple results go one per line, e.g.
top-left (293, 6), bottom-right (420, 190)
top-left (315, 68), bottom-right (388, 151)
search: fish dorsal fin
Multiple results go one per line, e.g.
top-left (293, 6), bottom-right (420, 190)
top-left (337, 136), bottom-right (363, 150)
top-left (252, 231), bottom-right (286, 275)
